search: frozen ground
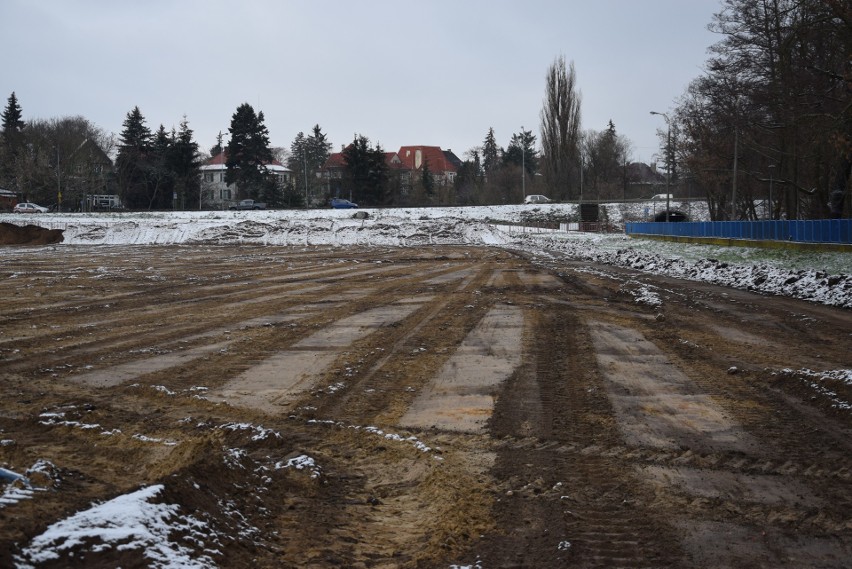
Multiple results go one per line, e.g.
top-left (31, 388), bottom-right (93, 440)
top-left (2, 201), bottom-right (850, 308)
top-left (1, 215), bottom-right (850, 568)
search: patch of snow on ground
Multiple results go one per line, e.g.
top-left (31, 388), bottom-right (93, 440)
top-left (779, 368), bottom-right (852, 411)
top-left (13, 484), bottom-right (219, 569)
top-left (275, 455), bottom-right (322, 479)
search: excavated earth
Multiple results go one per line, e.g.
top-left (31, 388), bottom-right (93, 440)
top-left (1, 243), bottom-right (851, 568)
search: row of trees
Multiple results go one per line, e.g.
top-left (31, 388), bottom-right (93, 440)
top-left (670, 0), bottom-right (851, 220)
top-left (3, 56), bottom-right (631, 211)
top-left (116, 107), bottom-right (201, 210)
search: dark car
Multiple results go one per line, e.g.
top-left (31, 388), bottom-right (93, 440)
top-left (331, 198), bottom-right (358, 209)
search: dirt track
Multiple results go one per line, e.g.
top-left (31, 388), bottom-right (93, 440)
top-left (1, 244), bottom-right (851, 568)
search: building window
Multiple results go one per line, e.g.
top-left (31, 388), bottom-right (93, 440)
top-left (204, 172), bottom-right (214, 182)
top-left (220, 189), bottom-right (231, 200)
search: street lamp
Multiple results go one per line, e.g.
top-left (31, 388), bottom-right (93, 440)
top-left (768, 164), bottom-right (775, 220)
top-left (521, 125), bottom-right (526, 200)
top-left (303, 146), bottom-right (308, 207)
top-left (650, 111), bottom-right (671, 221)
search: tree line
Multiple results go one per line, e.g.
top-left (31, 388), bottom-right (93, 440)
top-left (1, 54), bottom-right (635, 211)
top-left (671, 0), bottom-right (851, 220)
top-left (14, 0), bottom-right (846, 218)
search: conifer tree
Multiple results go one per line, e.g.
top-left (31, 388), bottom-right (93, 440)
top-left (1, 92), bottom-right (25, 145)
top-left (225, 103), bottom-right (273, 200)
top-left (342, 134), bottom-right (388, 205)
top-left (210, 131), bottom-right (224, 157)
top-left (171, 116), bottom-right (200, 208)
top-left (116, 106), bottom-right (153, 209)
top-left (1, 92), bottom-right (26, 191)
top-left (482, 127), bottom-right (500, 173)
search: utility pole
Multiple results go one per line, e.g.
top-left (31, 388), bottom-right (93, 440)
top-left (56, 146), bottom-right (61, 213)
top-left (303, 146), bottom-right (308, 207)
top-left (521, 126), bottom-right (526, 200)
top-left (650, 111), bottom-right (671, 221)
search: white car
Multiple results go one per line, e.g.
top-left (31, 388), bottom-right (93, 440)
top-left (523, 194), bottom-right (552, 204)
top-left (13, 202), bottom-right (49, 213)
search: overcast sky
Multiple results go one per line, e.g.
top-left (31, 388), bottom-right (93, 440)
top-left (2, 0), bottom-right (720, 165)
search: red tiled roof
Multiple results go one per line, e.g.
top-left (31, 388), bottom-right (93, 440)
top-left (322, 152), bottom-right (347, 169)
top-left (204, 151), bottom-right (286, 169)
top-left (396, 146), bottom-right (458, 173)
top-left (321, 146), bottom-right (459, 173)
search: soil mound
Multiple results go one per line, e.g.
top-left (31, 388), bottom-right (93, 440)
top-left (0, 222), bottom-right (64, 245)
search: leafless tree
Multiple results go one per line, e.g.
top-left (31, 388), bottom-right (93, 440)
top-left (540, 55), bottom-right (582, 200)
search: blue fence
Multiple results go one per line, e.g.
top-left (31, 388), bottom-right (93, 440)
top-left (625, 219), bottom-right (852, 244)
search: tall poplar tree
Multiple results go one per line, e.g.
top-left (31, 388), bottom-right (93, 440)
top-left (540, 56), bottom-right (582, 199)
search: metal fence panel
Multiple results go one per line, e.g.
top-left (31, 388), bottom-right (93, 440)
top-left (625, 220), bottom-right (852, 244)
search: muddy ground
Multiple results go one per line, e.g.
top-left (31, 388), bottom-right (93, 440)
top-left (1, 244), bottom-right (850, 568)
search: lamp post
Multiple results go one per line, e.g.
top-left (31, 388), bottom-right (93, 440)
top-left (521, 125), bottom-right (526, 200)
top-left (303, 146), bottom-right (308, 207)
top-left (650, 111), bottom-right (671, 221)
top-left (768, 164), bottom-right (775, 220)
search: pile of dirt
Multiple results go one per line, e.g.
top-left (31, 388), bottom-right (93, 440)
top-left (0, 222), bottom-right (64, 245)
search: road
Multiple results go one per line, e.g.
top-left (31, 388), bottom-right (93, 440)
top-left (1, 244), bottom-right (850, 568)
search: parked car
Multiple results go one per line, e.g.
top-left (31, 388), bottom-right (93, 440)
top-left (523, 194), bottom-right (552, 204)
top-left (651, 194), bottom-right (674, 200)
top-left (229, 199), bottom-right (266, 210)
top-left (13, 202), bottom-right (49, 213)
top-left (331, 198), bottom-right (358, 209)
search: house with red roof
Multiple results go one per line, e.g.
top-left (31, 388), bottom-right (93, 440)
top-left (396, 146), bottom-right (461, 187)
top-left (199, 152), bottom-right (292, 209)
top-left (319, 145), bottom-right (461, 201)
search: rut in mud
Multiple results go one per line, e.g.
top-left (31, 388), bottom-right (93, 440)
top-left (1, 244), bottom-right (850, 568)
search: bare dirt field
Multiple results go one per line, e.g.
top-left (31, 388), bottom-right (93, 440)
top-left (1, 244), bottom-right (851, 568)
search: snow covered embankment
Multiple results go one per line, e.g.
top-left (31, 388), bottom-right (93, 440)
top-left (511, 233), bottom-right (852, 309)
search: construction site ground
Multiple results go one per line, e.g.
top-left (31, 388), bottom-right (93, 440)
top-left (1, 244), bottom-right (851, 568)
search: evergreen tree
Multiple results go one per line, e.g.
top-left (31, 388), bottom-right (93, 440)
top-left (148, 124), bottom-right (174, 209)
top-left (305, 125), bottom-right (332, 206)
top-left (1, 92), bottom-right (26, 192)
top-left (289, 125), bottom-right (332, 207)
top-left (482, 127), bottom-right (500, 173)
top-left (210, 131), bottom-right (224, 157)
top-left (1, 92), bottom-right (25, 146)
top-left (288, 131), bottom-right (309, 204)
top-left (116, 106), bottom-right (153, 209)
top-left (118, 106), bottom-right (152, 151)
top-left (503, 128), bottom-right (539, 175)
top-left (342, 134), bottom-right (389, 205)
top-left (170, 116), bottom-right (201, 209)
top-left (225, 103), bottom-right (273, 200)
top-left (306, 125), bottom-right (331, 165)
